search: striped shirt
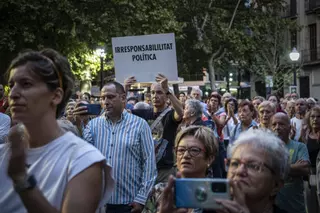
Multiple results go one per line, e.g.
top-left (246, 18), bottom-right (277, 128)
top-left (83, 110), bottom-right (157, 205)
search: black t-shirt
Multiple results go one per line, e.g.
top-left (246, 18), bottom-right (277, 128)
top-left (132, 108), bottom-right (181, 169)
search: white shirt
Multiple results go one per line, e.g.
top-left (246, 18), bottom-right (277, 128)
top-left (0, 112), bottom-right (10, 144)
top-left (0, 132), bottom-right (114, 213)
top-left (291, 117), bottom-right (303, 141)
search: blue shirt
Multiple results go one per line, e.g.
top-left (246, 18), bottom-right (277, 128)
top-left (0, 113), bottom-right (10, 144)
top-left (83, 110), bottom-right (157, 205)
top-left (275, 140), bottom-right (309, 213)
top-left (229, 120), bottom-right (257, 145)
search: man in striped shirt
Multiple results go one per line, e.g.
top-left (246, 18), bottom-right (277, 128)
top-left (125, 74), bottom-right (183, 183)
top-left (82, 82), bottom-right (157, 213)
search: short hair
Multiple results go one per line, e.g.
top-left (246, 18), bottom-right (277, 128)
top-left (258, 101), bottom-right (276, 113)
top-left (191, 87), bottom-right (203, 97)
top-left (228, 129), bottom-right (290, 180)
top-left (253, 96), bottom-right (265, 102)
top-left (57, 119), bottom-right (80, 136)
top-left (210, 94), bottom-right (221, 104)
top-left (307, 97), bottom-right (316, 104)
top-left (134, 102), bottom-right (151, 110)
top-left (287, 100), bottom-right (295, 106)
top-left (127, 96), bottom-right (139, 104)
top-left (185, 99), bottom-right (204, 118)
top-left (83, 92), bottom-right (91, 99)
top-left (239, 100), bottom-right (256, 119)
top-left (104, 81), bottom-right (125, 94)
top-left (175, 126), bottom-right (218, 159)
top-left (179, 92), bottom-right (186, 96)
top-left (296, 98), bottom-right (307, 105)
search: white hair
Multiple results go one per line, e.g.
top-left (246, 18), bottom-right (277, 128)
top-left (228, 129), bottom-right (290, 180)
top-left (185, 99), bottom-right (203, 118)
top-left (191, 87), bottom-right (203, 97)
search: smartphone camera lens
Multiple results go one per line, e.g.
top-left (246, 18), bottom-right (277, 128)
top-left (211, 182), bottom-right (227, 193)
top-left (195, 187), bottom-right (207, 202)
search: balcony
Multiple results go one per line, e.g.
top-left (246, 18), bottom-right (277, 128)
top-left (302, 47), bottom-right (320, 65)
top-left (305, 0), bottom-right (320, 14)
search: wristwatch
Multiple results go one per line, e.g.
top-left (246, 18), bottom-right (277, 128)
top-left (14, 174), bottom-right (37, 193)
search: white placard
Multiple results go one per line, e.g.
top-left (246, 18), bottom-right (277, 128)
top-left (112, 33), bottom-right (178, 83)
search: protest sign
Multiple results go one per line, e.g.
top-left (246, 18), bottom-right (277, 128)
top-left (112, 33), bottom-right (178, 83)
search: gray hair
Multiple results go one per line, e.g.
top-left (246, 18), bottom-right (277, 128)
top-left (57, 119), bottom-right (80, 136)
top-left (227, 129), bottom-right (290, 180)
top-left (307, 97), bottom-right (316, 104)
top-left (134, 102), bottom-right (151, 110)
top-left (191, 87), bottom-right (203, 97)
top-left (185, 99), bottom-right (203, 118)
top-left (258, 101), bottom-right (276, 113)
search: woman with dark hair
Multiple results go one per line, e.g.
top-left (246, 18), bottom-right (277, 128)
top-left (221, 98), bottom-right (239, 148)
top-left (268, 94), bottom-right (286, 113)
top-left (0, 49), bottom-right (113, 213)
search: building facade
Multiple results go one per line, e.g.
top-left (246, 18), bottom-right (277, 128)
top-left (287, 0), bottom-right (320, 99)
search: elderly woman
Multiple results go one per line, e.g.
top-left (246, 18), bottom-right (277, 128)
top-left (157, 129), bottom-right (291, 213)
top-left (143, 126), bottom-right (219, 213)
top-left (258, 101), bottom-right (276, 130)
top-left (180, 99), bottom-right (207, 129)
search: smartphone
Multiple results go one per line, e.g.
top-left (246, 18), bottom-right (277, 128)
top-left (79, 104), bottom-right (101, 115)
top-left (175, 178), bottom-right (230, 210)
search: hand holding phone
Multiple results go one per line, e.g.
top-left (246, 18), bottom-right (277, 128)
top-left (175, 178), bottom-right (230, 210)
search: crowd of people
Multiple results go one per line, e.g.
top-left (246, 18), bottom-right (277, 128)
top-left (1, 48), bottom-right (320, 213)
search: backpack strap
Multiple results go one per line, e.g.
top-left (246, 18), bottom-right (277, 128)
top-left (150, 107), bottom-right (171, 133)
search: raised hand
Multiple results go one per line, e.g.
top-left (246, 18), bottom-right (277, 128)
top-left (7, 123), bottom-right (28, 182)
top-left (215, 180), bottom-right (250, 213)
top-left (158, 173), bottom-right (188, 213)
top-left (155, 74), bottom-right (169, 93)
top-left (124, 76), bottom-right (137, 91)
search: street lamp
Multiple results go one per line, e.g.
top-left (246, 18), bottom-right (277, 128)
top-left (96, 48), bottom-right (105, 90)
top-left (289, 47), bottom-right (300, 86)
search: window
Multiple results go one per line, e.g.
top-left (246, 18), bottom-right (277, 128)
top-left (290, 31), bottom-right (297, 49)
top-left (290, 0), bottom-right (297, 16)
top-left (309, 24), bottom-right (317, 61)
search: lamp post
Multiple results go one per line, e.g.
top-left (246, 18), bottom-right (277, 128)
top-left (289, 47), bottom-right (300, 86)
top-left (97, 48), bottom-right (105, 90)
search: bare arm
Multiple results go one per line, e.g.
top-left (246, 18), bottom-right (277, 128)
top-left (289, 160), bottom-right (310, 177)
top-left (167, 93), bottom-right (183, 122)
top-left (17, 163), bottom-right (103, 213)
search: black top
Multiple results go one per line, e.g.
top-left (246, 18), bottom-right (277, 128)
top-left (306, 136), bottom-right (320, 168)
top-left (132, 108), bottom-right (181, 169)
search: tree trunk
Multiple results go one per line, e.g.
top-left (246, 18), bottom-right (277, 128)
top-left (208, 55), bottom-right (216, 91)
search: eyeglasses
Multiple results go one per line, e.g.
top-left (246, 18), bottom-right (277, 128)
top-left (175, 146), bottom-right (206, 157)
top-left (226, 158), bottom-right (275, 174)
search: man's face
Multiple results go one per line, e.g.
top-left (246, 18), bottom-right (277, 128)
top-left (101, 85), bottom-right (125, 118)
top-left (191, 91), bottom-right (201, 101)
top-left (295, 100), bottom-right (307, 115)
top-left (271, 115), bottom-right (290, 142)
top-left (151, 84), bottom-right (167, 108)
